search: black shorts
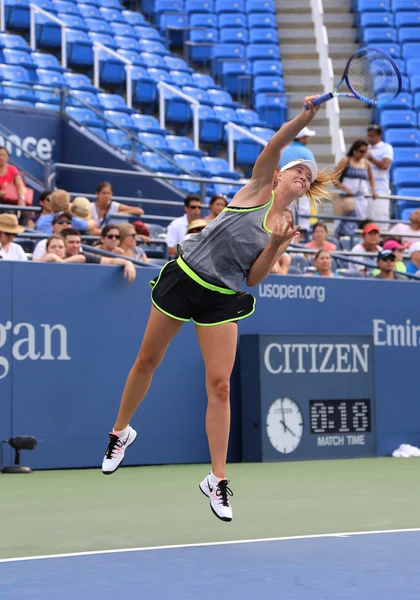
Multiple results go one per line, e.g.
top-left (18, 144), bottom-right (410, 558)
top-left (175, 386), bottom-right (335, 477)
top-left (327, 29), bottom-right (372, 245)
top-left (149, 257), bottom-right (256, 326)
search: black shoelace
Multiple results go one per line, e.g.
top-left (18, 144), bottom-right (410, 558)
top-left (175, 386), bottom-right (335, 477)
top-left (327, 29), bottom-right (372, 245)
top-left (105, 433), bottom-right (123, 459)
top-left (216, 480), bottom-right (233, 507)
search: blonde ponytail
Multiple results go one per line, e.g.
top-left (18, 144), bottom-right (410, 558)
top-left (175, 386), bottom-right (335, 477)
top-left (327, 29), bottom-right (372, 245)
top-left (306, 169), bottom-right (337, 209)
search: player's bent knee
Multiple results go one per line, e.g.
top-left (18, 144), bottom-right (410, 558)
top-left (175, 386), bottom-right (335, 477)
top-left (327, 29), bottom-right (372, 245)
top-left (133, 351), bottom-right (162, 374)
top-left (207, 376), bottom-right (230, 402)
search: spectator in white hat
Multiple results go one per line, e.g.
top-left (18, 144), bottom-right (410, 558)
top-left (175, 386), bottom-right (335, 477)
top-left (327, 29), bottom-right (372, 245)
top-left (0, 213), bottom-right (27, 261)
top-left (279, 126), bottom-right (316, 233)
top-left (406, 242), bottom-right (420, 275)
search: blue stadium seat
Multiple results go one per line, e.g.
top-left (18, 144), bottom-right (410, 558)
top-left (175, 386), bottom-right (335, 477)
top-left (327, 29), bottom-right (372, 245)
top-left (89, 32), bottom-right (118, 49)
top-left (35, 102), bottom-right (61, 111)
top-left (135, 25), bottom-right (164, 41)
top-left (148, 67), bottom-right (174, 84)
top-left (78, 4), bottom-right (102, 18)
top-left (64, 71), bottom-right (97, 91)
top-left (393, 0), bottom-right (420, 10)
top-left (66, 89), bottom-right (100, 109)
top-left (165, 134), bottom-right (206, 156)
top-left (140, 52), bottom-right (168, 69)
top-left (395, 11), bottom-right (420, 27)
top-left (189, 13), bottom-right (218, 28)
top-left (163, 55), bottom-right (193, 73)
top-left (201, 156), bottom-right (240, 178)
top-left (252, 59), bottom-right (282, 76)
top-left (359, 12), bottom-right (394, 27)
top-left (247, 12), bottom-right (276, 28)
top-left (384, 127), bottom-right (420, 145)
top-left (182, 85), bottom-right (213, 105)
top-left (255, 92), bottom-right (287, 128)
top-left (218, 13), bottom-right (247, 28)
top-left (32, 52), bottom-right (66, 73)
top-left (122, 10), bottom-right (146, 26)
top-left (159, 13), bottom-right (188, 47)
top-left (400, 74), bottom-right (410, 91)
top-left (97, 92), bottom-right (132, 113)
top-left (399, 27), bottom-right (420, 44)
top-left (107, 128), bottom-right (133, 149)
top-left (406, 58), bottom-right (420, 76)
top-left (251, 126), bottom-right (275, 140)
top-left (380, 109), bottom-right (416, 128)
top-left (154, 0), bottom-right (184, 20)
top-left (36, 68), bottom-right (68, 88)
top-left (198, 105), bottom-right (223, 144)
top-left (165, 90), bottom-right (192, 124)
top-left (140, 151), bottom-right (181, 174)
top-left (212, 43), bottom-right (245, 77)
top-left (116, 49), bottom-right (144, 66)
top-left (131, 66), bottom-right (157, 108)
top-left (213, 105), bottom-right (241, 124)
top-left (110, 23), bottom-right (136, 38)
top-left (131, 114), bottom-right (167, 135)
top-left (220, 28), bottom-right (249, 45)
top-left (96, 52), bottom-right (127, 86)
top-left (393, 167), bottom-right (420, 188)
top-left (31, 0), bottom-right (58, 12)
top-left (2, 49), bottom-right (37, 82)
top-left (357, 0), bottom-right (390, 11)
top-left (411, 75), bottom-right (420, 93)
top-left (138, 132), bottom-right (170, 152)
top-left (394, 188), bottom-right (420, 218)
top-left (98, 7), bottom-right (125, 23)
top-left (215, 0), bottom-right (244, 13)
top-left (392, 147), bottom-right (420, 168)
top-left (236, 107), bottom-right (266, 126)
top-left (170, 70), bottom-right (194, 87)
top-left (245, 0), bottom-right (275, 13)
top-left (363, 27), bottom-right (397, 43)
top-left (221, 60), bottom-right (251, 96)
top-left (185, 0), bottom-right (214, 14)
top-left (0, 34), bottom-right (31, 53)
top-left (66, 30), bottom-right (94, 68)
top-left (2, 77), bottom-right (36, 102)
top-left (100, 0), bottom-right (122, 9)
top-left (371, 42), bottom-right (401, 57)
top-left (191, 72), bottom-right (218, 89)
top-left (211, 178), bottom-right (241, 197)
top-left (235, 134), bottom-right (265, 166)
top-left (403, 42), bottom-right (420, 59)
top-left (377, 91), bottom-right (413, 109)
top-left (66, 106), bottom-right (105, 128)
top-left (5, 0), bottom-right (30, 31)
top-left (138, 39), bottom-right (169, 56)
top-left (414, 91), bottom-right (420, 109)
top-left (207, 88), bottom-right (237, 107)
top-left (34, 14), bottom-right (64, 49)
top-left (116, 36), bottom-right (141, 52)
top-left (59, 13), bottom-right (89, 31)
top-left (52, 0), bottom-right (81, 14)
top-left (103, 110), bottom-right (135, 130)
top-left (189, 28), bottom-right (218, 62)
top-left (246, 43), bottom-right (280, 62)
top-left (249, 28), bottom-right (278, 44)
top-left (254, 75), bottom-right (284, 94)
top-left (173, 154), bottom-right (210, 176)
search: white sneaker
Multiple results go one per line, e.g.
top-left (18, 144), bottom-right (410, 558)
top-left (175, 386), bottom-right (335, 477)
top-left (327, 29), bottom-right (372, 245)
top-left (199, 475), bottom-right (233, 522)
top-left (102, 426), bottom-right (137, 474)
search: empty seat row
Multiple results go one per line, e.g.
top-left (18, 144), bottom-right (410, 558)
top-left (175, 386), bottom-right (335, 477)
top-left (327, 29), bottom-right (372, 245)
top-left (356, 0), bottom-right (420, 12)
top-left (149, 0), bottom-right (275, 19)
top-left (160, 12), bottom-right (276, 30)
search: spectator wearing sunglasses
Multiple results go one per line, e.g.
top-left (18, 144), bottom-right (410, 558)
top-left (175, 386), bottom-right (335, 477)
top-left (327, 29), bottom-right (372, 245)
top-left (32, 212), bottom-right (73, 260)
top-left (374, 250), bottom-right (405, 280)
top-left (0, 213), bottom-right (27, 261)
top-left (96, 225), bottom-right (123, 254)
top-left (118, 223), bottom-right (148, 262)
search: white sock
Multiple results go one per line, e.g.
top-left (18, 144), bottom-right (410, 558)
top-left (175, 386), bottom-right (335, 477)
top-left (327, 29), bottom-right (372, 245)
top-left (209, 471), bottom-right (224, 485)
top-left (113, 425), bottom-right (129, 438)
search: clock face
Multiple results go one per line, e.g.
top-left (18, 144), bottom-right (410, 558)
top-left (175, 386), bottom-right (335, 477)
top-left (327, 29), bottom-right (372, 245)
top-left (266, 397), bottom-right (304, 454)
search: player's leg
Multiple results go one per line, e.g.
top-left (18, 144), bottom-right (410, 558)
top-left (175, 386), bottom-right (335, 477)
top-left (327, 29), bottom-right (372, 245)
top-left (196, 322), bottom-right (238, 521)
top-left (102, 306), bottom-right (184, 474)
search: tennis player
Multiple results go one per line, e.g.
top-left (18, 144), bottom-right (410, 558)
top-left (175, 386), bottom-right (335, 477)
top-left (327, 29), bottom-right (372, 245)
top-left (102, 95), bottom-right (333, 522)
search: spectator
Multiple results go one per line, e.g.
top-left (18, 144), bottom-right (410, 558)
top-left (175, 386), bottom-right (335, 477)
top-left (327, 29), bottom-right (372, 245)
top-left (32, 212), bottom-right (73, 259)
top-left (0, 146), bottom-right (27, 208)
top-left (118, 223), bottom-right (148, 262)
top-left (183, 218), bottom-right (208, 242)
top-left (406, 242), bottom-right (420, 275)
top-left (381, 240), bottom-right (406, 274)
top-left (280, 127), bottom-right (316, 232)
top-left (374, 249), bottom-right (405, 280)
top-left (35, 189), bottom-right (97, 234)
top-left (95, 225), bottom-right (122, 253)
top-left (388, 208), bottom-right (420, 248)
top-left (270, 207), bottom-right (293, 275)
top-left (166, 194), bottom-right (201, 256)
top-left (30, 189), bottom-right (53, 229)
top-left (350, 222), bottom-right (382, 274)
top-left (61, 228), bottom-right (136, 281)
top-left (34, 234), bottom-right (66, 262)
top-left (309, 249), bottom-right (338, 278)
top-left (0, 213), bottom-right (27, 261)
top-left (91, 182), bottom-right (144, 228)
top-left (333, 139), bottom-right (377, 237)
top-left (204, 194), bottom-right (228, 222)
top-left (366, 124), bottom-right (393, 224)
top-left (305, 222), bottom-right (336, 251)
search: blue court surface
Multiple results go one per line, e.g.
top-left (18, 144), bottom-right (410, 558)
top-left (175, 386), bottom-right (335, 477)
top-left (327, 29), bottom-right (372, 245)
top-left (0, 529), bottom-right (419, 600)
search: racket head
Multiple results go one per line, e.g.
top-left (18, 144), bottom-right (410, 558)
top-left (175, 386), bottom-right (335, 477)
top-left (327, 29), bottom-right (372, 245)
top-left (343, 46), bottom-right (402, 106)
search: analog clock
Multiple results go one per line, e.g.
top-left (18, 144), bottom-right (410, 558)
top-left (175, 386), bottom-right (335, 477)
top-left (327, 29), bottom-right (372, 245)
top-left (266, 397), bottom-right (304, 454)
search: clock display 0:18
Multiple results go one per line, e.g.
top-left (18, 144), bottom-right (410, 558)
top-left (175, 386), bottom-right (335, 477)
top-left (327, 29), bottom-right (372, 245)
top-left (310, 400), bottom-right (371, 434)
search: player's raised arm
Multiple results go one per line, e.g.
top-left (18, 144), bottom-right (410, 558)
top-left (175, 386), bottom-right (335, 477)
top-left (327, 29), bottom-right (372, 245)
top-left (251, 95), bottom-right (320, 188)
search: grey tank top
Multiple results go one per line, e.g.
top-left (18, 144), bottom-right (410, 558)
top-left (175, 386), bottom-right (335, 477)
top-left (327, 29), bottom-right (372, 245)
top-left (181, 192), bottom-right (274, 291)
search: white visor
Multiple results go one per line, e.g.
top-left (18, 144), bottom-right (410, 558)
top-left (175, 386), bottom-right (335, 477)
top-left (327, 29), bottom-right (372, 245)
top-left (280, 158), bottom-right (318, 183)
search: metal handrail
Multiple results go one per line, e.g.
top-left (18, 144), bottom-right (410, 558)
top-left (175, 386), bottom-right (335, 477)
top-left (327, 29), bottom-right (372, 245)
top-left (30, 5), bottom-right (68, 69)
top-left (93, 42), bottom-right (133, 109)
top-left (157, 81), bottom-right (200, 150)
top-left (310, 0), bottom-right (345, 162)
top-left (226, 122), bottom-right (267, 172)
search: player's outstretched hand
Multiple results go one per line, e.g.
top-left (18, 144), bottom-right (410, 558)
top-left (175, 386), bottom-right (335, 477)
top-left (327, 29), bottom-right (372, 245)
top-left (270, 214), bottom-right (301, 247)
top-left (303, 95), bottom-right (321, 118)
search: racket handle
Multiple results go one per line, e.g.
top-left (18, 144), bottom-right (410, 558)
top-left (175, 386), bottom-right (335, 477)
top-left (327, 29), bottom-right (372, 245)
top-left (304, 93), bottom-right (334, 109)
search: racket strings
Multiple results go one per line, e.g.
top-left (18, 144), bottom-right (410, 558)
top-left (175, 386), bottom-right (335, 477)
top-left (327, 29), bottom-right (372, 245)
top-left (347, 49), bottom-right (400, 105)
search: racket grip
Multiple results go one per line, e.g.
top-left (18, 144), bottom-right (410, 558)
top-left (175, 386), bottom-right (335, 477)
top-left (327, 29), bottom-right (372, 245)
top-left (304, 93), bottom-right (334, 109)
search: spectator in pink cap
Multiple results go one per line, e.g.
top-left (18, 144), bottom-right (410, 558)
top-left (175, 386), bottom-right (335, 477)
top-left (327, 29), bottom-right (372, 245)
top-left (406, 242), bottom-right (420, 276)
top-left (383, 240), bottom-right (406, 274)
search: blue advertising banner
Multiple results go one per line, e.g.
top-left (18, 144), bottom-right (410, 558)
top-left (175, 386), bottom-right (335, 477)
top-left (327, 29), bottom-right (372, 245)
top-left (0, 262), bottom-right (12, 466)
top-left (240, 334), bottom-right (376, 462)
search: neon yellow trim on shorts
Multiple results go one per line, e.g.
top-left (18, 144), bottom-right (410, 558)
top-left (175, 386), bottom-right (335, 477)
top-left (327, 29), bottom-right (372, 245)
top-left (192, 296), bottom-right (256, 327)
top-left (176, 256), bottom-right (236, 295)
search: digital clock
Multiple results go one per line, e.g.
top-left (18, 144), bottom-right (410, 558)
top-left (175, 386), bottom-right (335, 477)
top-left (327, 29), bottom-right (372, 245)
top-left (310, 400), bottom-right (371, 435)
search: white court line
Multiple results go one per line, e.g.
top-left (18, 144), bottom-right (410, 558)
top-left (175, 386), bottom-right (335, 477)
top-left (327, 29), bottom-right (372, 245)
top-left (1, 528), bottom-right (420, 565)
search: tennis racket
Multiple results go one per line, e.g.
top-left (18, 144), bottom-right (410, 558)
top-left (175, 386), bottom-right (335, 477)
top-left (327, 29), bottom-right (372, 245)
top-left (305, 47), bottom-right (402, 108)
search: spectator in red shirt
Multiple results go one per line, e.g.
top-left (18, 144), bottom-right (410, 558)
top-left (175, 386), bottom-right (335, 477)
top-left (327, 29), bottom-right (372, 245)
top-left (305, 222), bottom-right (337, 251)
top-left (0, 147), bottom-right (27, 207)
